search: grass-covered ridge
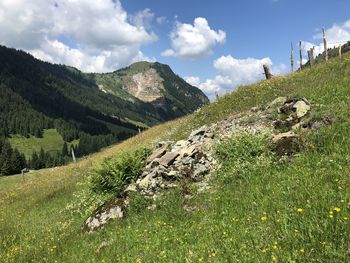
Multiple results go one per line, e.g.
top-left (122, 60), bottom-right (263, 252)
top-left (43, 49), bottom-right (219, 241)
top-left (1, 55), bottom-right (350, 262)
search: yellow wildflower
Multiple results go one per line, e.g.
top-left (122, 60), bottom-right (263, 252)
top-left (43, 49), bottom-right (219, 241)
top-left (261, 216), bottom-right (267, 221)
top-left (334, 207), bottom-right (341, 213)
top-left (297, 208), bottom-right (303, 213)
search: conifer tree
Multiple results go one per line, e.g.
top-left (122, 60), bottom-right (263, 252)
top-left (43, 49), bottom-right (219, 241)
top-left (0, 141), bottom-right (13, 175)
top-left (38, 147), bottom-right (46, 169)
top-left (61, 142), bottom-right (68, 156)
top-left (31, 151), bottom-right (39, 170)
top-left (10, 149), bottom-right (24, 174)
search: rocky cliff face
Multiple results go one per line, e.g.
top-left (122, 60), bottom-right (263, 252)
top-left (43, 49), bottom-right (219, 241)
top-left (94, 61), bottom-right (209, 120)
top-left (128, 68), bottom-right (165, 104)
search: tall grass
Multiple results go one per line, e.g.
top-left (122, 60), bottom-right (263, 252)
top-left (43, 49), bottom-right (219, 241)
top-left (1, 55), bottom-right (350, 262)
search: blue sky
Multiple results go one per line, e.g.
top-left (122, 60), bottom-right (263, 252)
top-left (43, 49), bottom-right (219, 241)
top-left (1, 0), bottom-right (350, 98)
top-left (124, 0), bottom-right (350, 80)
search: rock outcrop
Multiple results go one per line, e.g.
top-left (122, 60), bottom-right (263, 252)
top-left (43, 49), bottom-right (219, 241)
top-left (83, 96), bottom-right (330, 232)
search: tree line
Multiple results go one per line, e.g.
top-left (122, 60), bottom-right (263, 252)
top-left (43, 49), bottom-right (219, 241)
top-left (0, 138), bottom-right (26, 175)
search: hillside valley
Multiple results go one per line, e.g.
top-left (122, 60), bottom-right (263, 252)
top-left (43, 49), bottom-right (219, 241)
top-left (1, 51), bottom-right (349, 262)
top-left (0, 45), bottom-right (208, 175)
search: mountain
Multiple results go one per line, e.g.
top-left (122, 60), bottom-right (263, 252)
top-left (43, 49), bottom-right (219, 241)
top-left (0, 45), bottom-right (208, 160)
top-left (93, 61), bottom-right (209, 120)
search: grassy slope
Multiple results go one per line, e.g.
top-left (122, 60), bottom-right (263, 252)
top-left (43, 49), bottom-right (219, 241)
top-left (8, 129), bottom-right (79, 159)
top-left (1, 55), bottom-right (350, 262)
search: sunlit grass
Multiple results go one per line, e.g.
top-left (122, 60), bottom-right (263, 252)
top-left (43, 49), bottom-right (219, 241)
top-left (1, 54), bottom-right (350, 262)
top-left (8, 129), bottom-right (79, 159)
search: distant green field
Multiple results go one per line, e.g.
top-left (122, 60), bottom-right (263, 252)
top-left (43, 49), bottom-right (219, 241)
top-left (9, 129), bottom-right (79, 159)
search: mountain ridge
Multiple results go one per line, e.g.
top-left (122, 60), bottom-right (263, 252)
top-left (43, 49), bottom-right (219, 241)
top-left (0, 45), bottom-right (208, 168)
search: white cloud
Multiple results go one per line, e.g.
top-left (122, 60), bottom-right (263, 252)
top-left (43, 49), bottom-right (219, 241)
top-left (161, 49), bottom-right (176, 57)
top-left (0, 0), bottom-right (157, 72)
top-left (187, 55), bottom-right (287, 99)
top-left (156, 16), bottom-right (167, 25)
top-left (130, 8), bottom-right (155, 31)
top-left (184, 76), bottom-right (201, 86)
top-left (31, 39), bottom-right (154, 73)
top-left (301, 19), bottom-right (350, 58)
top-left (162, 17), bottom-right (226, 59)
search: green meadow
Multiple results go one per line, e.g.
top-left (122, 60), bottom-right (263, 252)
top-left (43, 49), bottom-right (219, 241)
top-left (8, 129), bottom-right (79, 160)
top-left (1, 55), bottom-right (350, 262)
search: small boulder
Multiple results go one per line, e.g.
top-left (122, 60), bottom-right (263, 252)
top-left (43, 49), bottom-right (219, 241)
top-left (165, 170), bottom-right (178, 178)
top-left (266, 97), bottom-right (288, 113)
top-left (190, 125), bottom-right (208, 138)
top-left (268, 97), bottom-right (288, 108)
top-left (193, 163), bottom-right (208, 178)
top-left (279, 99), bottom-right (297, 115)
top-left (147, 158), bottom-right (160, 169)
top-left (147, 147), bottom-right (167, 164)
top-left (180, 145), bottom-right (198, 158)
top-left (181, 156), bottom-right (194, 165)
top-left (82, 197), bottom-right (125, 232)
top-left (124, 183), bottom-right (137, 193)
top-left (293, 99), bottom-right (311, 118)
top-left (138, 173), bottom-right (155, 187)
top-left (272, 131), bottom-right (301, 156)
top-left (204, 132), bottom-right (215, 139)
top-left (159, 151), bottom-right (180, 166)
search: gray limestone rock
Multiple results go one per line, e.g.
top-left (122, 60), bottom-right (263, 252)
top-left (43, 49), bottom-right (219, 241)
top-left (190, 125), bottom-right (208, 138)
top-left (159, 152), bottom-right (180, 166)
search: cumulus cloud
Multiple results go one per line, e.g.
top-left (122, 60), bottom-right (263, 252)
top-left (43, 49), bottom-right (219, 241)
top-left (0, 0), bottom-right (157, 72)
top-left (184, 76), bottom-right (201, 87)
top-left (186, 55), bottom-right (287, 99)
top-left (156, 16), bottom-right (167, 25)
top-left (130, 8), bottom-right (155, 31)
top-left (301, 19), bottom-right (350, 58)
top-left (162, 17), bottom-right (226, 59)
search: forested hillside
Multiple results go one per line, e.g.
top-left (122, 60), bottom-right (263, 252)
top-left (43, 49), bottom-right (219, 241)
top-left (0, 45), bottom-right (208, 175)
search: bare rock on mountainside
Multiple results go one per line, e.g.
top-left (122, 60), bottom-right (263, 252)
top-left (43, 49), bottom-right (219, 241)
top-left (94, 61), bottom-right (209, 120)
top-left (130, 68), bottom-right (165, 103)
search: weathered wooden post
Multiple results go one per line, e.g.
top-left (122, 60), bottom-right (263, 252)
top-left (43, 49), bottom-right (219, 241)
top-left (71, 148), bottom-right (76, 163)
top-left (308, 48), bottom-right (314, 67)
top-left (215, 91), bottom-right (219, 101)
top-left (339, 44), bottom-right (342, 58)
top-left (263, 64), bottom-right (272, 80)
top-left (299, 41), bottom-right (303, 70)
top-left (323, 28), bottom-right (328, 61)
top-left (138, 128), bottom-right (141, 134)
top-left (291, 42), bottom-right (294, 73)
top-left (21, 168), bottom-right (25, 182)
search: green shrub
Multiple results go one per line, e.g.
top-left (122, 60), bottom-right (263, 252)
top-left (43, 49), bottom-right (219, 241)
top-left (90, 147), bottom-right (151, 194)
